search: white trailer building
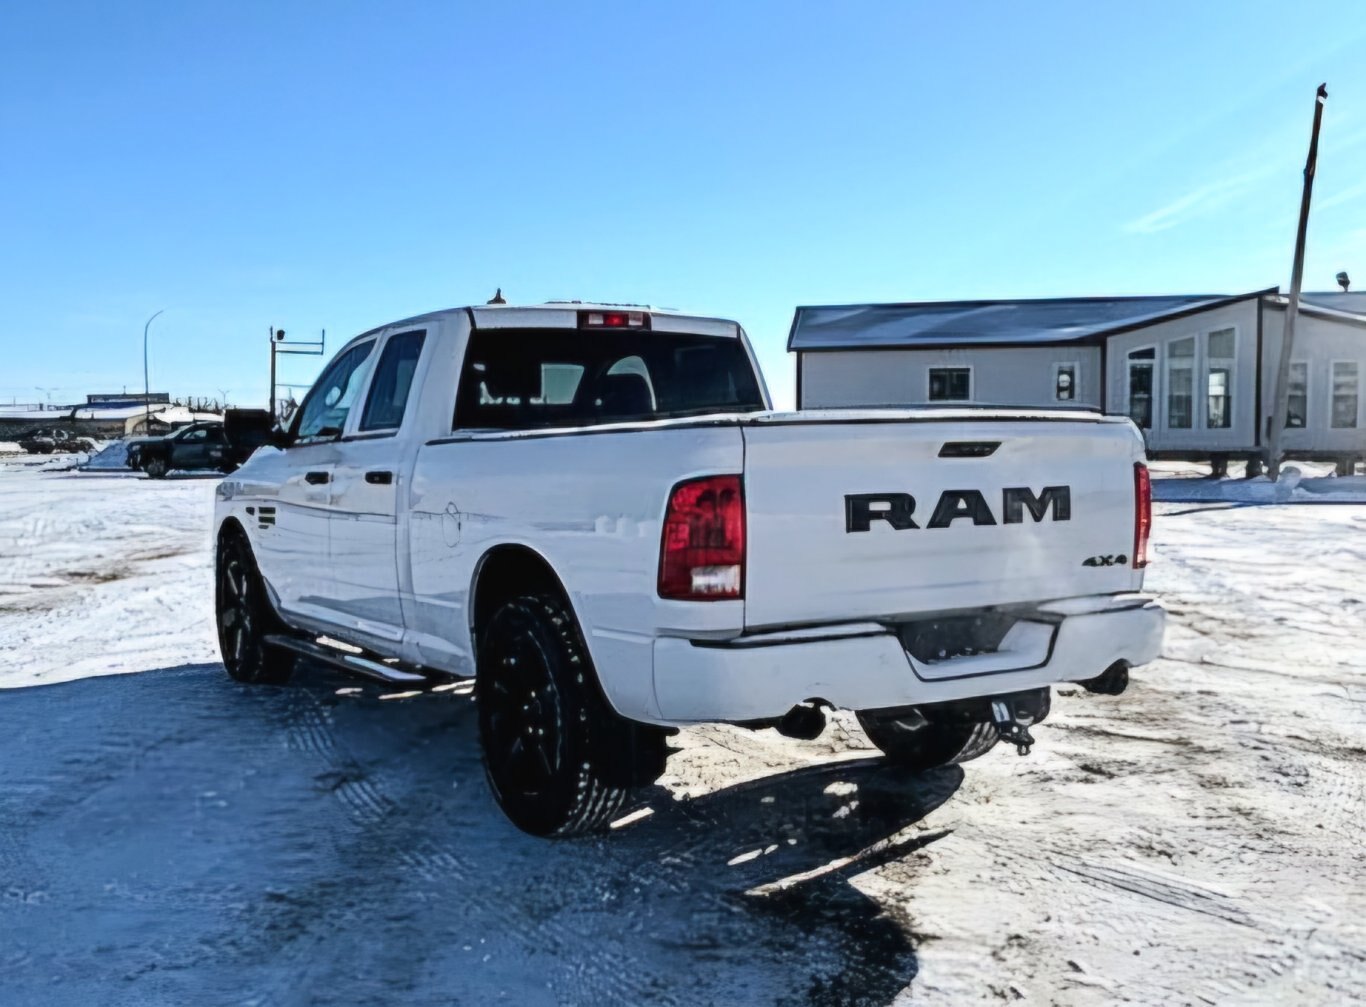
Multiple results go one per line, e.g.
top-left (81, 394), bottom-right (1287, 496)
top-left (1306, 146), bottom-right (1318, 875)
top-left (791, 289), bottom-right (1366, 469)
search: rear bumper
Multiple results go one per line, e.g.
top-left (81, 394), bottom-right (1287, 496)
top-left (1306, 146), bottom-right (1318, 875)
top-left (650, 594), bottom-right (1164, 724)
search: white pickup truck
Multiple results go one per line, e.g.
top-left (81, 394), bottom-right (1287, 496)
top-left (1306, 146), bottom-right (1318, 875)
top-left (214, 301), bottom-right (1163, 835)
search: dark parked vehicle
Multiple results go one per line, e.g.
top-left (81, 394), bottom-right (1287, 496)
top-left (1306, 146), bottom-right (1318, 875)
top-left (18, 427), bottom-right (95, 454)
top-left (140, 422), bottom-right (228, 478)
top-left (140, 411), bottom-right (273, 478)
top-left (222, 409), bottom-right (274, 466)
top-left (125, 433), bottom-right (169, 470)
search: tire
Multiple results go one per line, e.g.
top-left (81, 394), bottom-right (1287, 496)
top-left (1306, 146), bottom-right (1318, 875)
top-left (144, 456), bottom-right (168, 479)
top-left (476, 593), bottom-right (654, 837)
top-left (215, 529), bottom-right (295, 684)
top-left (857, 707), bottom-right (999, 772)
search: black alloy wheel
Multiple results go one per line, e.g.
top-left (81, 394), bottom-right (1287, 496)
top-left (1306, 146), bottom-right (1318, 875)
top-left (476, 594), bottom-right (635, 837)
top-left (216, 530), bottom-right (294, 684)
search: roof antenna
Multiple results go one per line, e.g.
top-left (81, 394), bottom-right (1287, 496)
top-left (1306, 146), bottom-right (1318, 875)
top-left (487, 287), bottom-right (507, 305)
top-left (1337, 271), bottom-right (1351, 292)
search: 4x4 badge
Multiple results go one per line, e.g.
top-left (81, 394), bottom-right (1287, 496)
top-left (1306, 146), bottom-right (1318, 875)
top-left (1082, 554), bottom-right (1127, 567)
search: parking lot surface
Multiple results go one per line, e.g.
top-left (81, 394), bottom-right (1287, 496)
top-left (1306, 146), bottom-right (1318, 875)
top-left (1, 460), bottom-right (1363, 1005)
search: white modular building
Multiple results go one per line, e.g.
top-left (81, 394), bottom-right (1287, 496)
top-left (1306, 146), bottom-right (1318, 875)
top-left (791, 289), bottom-right (1366, 467)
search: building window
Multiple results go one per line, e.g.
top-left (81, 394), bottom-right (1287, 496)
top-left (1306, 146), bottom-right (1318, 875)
top-left (928, 367), bottom-right (970, 401)
top-left (1166, 337), bottom-right (1195, 429)
top-left (1287, 362), bottom-right (1308, 428)
top-left (1055, 363), bottom-right (1077, 402)
top-left (1127, 347), bottom-right (1154, 429)
top-left (1332, 361), bottom-right (1360, 428)
top-left (1205, 328), bottom-right (1234, 429)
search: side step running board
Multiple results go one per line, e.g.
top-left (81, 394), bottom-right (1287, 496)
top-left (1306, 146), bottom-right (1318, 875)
top-left (264, 634), bottom-right (429, 685)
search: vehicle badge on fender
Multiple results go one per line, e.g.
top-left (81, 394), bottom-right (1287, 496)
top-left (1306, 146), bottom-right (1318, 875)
top-left (1082, 554), bottom-right (1127, 567)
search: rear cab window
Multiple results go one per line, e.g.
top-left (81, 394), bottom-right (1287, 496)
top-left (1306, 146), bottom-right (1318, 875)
top-left (453, 328), bottom-right (764, 431)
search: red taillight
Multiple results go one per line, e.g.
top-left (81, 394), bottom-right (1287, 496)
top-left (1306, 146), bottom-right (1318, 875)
top-left (658, 475), bottom-right (745, 600)
top-left (1133, 462), bottom-right (1151, 569)
top-left (579, 309), bottom-right (650, 329)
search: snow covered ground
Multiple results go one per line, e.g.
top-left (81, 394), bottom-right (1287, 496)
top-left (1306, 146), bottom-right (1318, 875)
top-left (80, 439), bottom-right (132, 470)
top-left (0, 459), bottom-right (218, 686)
top-left (0, 462), bottom-right (1363, 1004)
top-left (1150, 459), bottom-right (1366, 505)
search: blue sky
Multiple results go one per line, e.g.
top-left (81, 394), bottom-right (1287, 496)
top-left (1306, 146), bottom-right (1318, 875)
top-left (3, 1), bottom-right (1365, 410)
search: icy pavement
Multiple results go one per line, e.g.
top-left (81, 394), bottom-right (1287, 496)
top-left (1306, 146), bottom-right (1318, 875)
top-left (0, 464), bottom-right (1363, 1005)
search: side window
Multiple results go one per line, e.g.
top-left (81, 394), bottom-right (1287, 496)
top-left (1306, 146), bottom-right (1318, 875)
top-left (1331, 361), bottom-right (1360, 429)
top-left (294, 339), bottom-right (377, 442)
top-left (1127, 347), bottom-right (1155, 429)
top-left (928, 367), bottom-right (970, 402)
top-left (1166, 337), bottom-right (1196, 429)
top-left (181, 427), bottom-right (207, 443)
top-left (1286, 362), bottom-right (1308, 428)
top-left (359, 330), bottom-right (426, 432)
top-left (1054, 363), bottom-right (1077, 402)
top-left (1204, 328), bottom-right (1235, 429)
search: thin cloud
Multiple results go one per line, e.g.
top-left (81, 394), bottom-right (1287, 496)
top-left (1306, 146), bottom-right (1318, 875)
top-left (1316, 179), bottom-right (1366, 212)
top-left (1123, 168), bottom-right (1270, 235)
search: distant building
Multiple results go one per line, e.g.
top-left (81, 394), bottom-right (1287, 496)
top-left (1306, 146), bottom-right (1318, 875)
top-left (789, 289), bottom-right (1366, 468)
top-left (85, 392), bottom-right (171, 408)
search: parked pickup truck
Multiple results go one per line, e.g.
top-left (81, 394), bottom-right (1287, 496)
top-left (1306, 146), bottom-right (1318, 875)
top-left (214, 302), bottom-right (1163, 836)
top-left (141, 411), bottom-right (273, 478)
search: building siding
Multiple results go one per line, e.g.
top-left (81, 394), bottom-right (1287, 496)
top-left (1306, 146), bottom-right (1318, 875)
top-left (1103, 300), bottom-right (1259, 454)
top-left (794, 296), bottom-right (1364, 463)
top-left (800, 346), bottom-right (1103, 409)
top-left (1261, 307), bottom-right (1366, 455)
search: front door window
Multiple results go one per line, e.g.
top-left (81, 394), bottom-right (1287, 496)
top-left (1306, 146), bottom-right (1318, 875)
top-left (295, 339), bottom-right (377, 442)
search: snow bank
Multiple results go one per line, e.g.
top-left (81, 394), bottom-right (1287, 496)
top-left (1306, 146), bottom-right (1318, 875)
top-left (0, 441), bottom-right (21, 454)
top-left (81, 440), bottom-right (131, 470)
top-left (1152, 466), bottom-right (1366, 504)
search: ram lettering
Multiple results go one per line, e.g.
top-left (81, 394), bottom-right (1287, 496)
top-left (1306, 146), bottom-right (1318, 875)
top-left (845, 486), bottom-right (1071, 532)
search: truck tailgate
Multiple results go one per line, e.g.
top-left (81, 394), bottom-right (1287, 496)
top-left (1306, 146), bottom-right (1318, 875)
top-left (740, 414), bottom-right (1145, 630)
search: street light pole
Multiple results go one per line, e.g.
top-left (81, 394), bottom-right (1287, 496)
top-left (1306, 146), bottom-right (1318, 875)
top-left (1266, 84), bottom-right (1328, 480)
top-left (143, 309), bottom-right (164, 432)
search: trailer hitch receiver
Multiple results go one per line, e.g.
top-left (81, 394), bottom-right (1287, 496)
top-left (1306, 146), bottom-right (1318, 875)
top-left (991, 698), bottom-right (1036, 756)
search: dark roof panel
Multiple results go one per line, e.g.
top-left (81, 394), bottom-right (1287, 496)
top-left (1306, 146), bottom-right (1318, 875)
top-left (789, 291), bottom-right (1274, 351)
top-left (1300, 292), bottom-right (1366, 315)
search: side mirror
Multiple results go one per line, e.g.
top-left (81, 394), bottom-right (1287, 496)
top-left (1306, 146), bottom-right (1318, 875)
top-left (271, 426), bottom-right (294, 449)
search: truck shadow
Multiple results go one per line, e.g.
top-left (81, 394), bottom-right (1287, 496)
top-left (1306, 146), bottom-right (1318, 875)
top-left (274, 662), bottom-right (961, 1005)
top-left (0, 663), bottom-right (960, 1007)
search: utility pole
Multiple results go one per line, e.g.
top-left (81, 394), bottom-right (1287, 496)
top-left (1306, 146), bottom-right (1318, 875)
top-left (269, 327), bottom-right (326, 422)
top-left (143, 309), bottom-right (164, 432)
top-left (1266, 83), bottom-right (1328, 480)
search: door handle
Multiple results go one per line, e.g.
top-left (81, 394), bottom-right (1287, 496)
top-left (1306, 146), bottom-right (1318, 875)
top-left (305, 471), bottom-right (330, 485)
top-left (365, 470), bottom-right (394, 485)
